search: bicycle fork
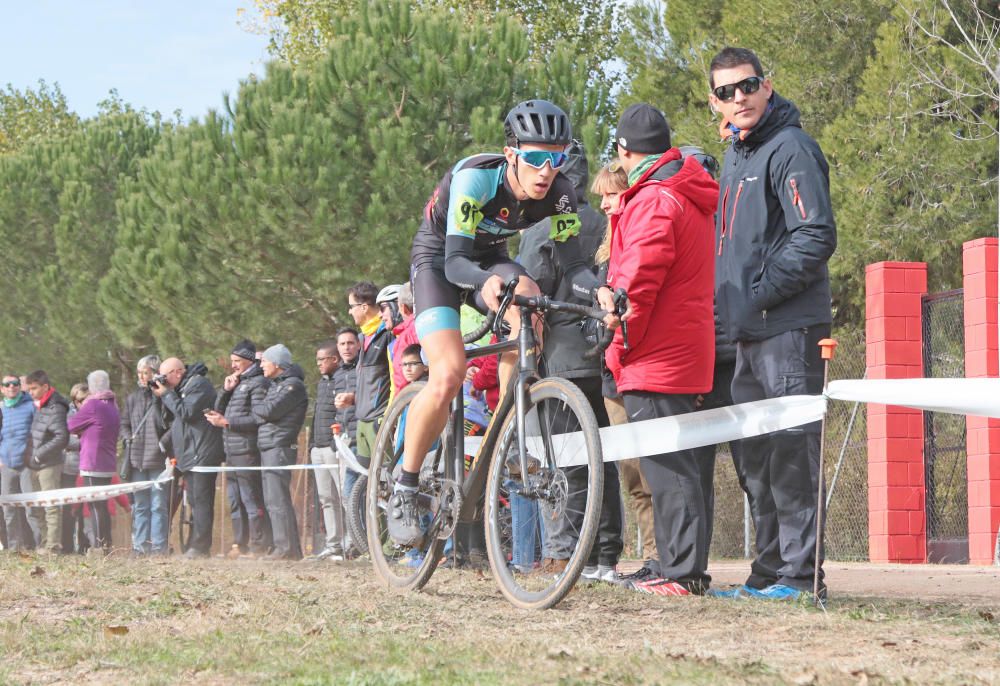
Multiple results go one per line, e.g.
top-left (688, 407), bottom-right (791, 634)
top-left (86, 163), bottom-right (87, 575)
top-left (514, 307), bottom-right (538, 481)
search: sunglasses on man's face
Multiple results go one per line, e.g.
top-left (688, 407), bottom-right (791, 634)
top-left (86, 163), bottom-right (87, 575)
top-left (510, 147), bottom-right (569, 170)
top-left (713, 76), bottom-right (764, 102)
top-left (2, 381), bottom-right (20, 387)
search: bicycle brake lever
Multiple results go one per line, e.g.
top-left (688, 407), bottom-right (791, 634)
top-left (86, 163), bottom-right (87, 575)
top-left (613, 288), bottom-right (629, 350)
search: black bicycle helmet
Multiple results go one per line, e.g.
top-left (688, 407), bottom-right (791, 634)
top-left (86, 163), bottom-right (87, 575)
top-left (504, 100), bottom-right (572, 147)
top-left (678, 145), bottom-right (720, 180)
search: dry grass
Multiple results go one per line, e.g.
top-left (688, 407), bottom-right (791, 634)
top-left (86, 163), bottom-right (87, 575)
top-left (1, 553), bottom-right (999, 685)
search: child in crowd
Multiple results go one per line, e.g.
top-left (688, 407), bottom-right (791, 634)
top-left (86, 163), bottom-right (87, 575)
top-left (399, 344), bottom-right (428, 384)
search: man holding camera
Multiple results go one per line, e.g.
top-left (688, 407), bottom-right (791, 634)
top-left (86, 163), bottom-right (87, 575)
top-left (153, 357), bottom-right (224, 558)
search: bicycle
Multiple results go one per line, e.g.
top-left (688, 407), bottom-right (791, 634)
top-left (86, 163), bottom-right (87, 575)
top-left (366, 280), bottom-right (621, 609)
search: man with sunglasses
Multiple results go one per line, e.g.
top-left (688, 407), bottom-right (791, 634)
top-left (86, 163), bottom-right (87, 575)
top-left (392, 100), bottom-right (613, 545)
top-left (709, 47), bottom-right (837, 601)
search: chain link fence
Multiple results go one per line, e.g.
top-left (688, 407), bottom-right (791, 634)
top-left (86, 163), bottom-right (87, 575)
top-left (922, 290), bottom-right (969, 563)
top-left (707, 327), bottom-right (870, 561)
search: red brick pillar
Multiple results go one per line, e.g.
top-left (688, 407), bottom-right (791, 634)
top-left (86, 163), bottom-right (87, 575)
top-left (865, 261), bottom-right (927, 563)
top-left (963, 238), bottom-right (1000, 565)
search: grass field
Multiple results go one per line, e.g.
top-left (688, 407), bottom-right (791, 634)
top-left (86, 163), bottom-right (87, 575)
top-left (2, 553), bottom-right (999, 685)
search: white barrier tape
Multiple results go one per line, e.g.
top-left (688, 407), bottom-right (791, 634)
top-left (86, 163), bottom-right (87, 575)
top-left (464, 394), bottom-right (827, 467)
top-left (0, 466), bottom-right (174, 509)
top-left (190, 464), bottom-right (336, 473)
top-left (334, 434), bottom-right (368, 476)
top-left (825, 378), bottom-right (1000, 419)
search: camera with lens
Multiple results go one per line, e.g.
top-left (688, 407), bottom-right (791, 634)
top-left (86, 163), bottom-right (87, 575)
top-left (147, 374), bottom-right (168, 389)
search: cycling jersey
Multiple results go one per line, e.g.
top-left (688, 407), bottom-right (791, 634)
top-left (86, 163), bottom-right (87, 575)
top-left (410, 154), bottom-right (598, 337)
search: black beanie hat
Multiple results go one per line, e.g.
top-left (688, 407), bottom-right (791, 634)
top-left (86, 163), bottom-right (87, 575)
top-left (614, 103), bottom-right (672, 155)
top-left (231, 339), bottom-right (256, 362)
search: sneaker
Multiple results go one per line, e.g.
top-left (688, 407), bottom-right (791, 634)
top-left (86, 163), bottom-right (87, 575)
top-left (532, 557), bottom-right (568, 577)
top-left (579, 564), bottom-right (618, 585)
top-left (386, 488), bottom-right (425, 547)
top-left (613, 565), bottom-right (657, 589)
top-left (631, 578), bottom-right (693, 596)
top-left (400, 548), bottom-right (424, 568)
top-left (706, 585), bottom-right (748, 599)
top-left (226, 544), bottom-right (243, 560)
top-left (305, 547), bottom-right (344, 562)
top-left (742, 583), bottom-right (805, 601)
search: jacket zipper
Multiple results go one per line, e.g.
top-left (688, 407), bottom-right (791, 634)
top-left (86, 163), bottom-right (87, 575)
top-left (789, 178), bottom-right (807, 220)
top-left (717, 185), bottom-right (730, 255)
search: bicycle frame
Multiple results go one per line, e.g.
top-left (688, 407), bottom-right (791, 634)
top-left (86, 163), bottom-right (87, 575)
top-left (452, 306), bottom-right (541, 523)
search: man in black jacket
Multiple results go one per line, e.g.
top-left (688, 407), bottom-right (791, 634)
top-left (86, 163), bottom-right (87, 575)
top-left (710, 47), bottom-right (837, 599)
top-left (25, 370), bottom-right (69, 554)
top-left (332, 327), bottom-right (360, 553)
top-left (307, 339), bottom-right (344, 561)
top-left (206, 340), bottom-right (272, 557)
top-left (154, 357), bottom-right (224, 558)
top-left (121, 355), bottom-right (169, 556)
top-left (255, 344), bottom-right (308, 560)
top-left (518, 140), bottom-right (624, 582)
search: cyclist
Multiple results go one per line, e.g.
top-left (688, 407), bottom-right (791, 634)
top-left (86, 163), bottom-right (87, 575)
top-left (390, 100), bottom-right (619, 545)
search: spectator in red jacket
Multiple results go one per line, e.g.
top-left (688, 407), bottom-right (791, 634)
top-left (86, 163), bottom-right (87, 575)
top-left (602, 104), bottom-right (718, 597)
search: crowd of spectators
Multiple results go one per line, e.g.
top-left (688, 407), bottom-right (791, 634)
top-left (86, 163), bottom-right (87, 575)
top-left (0, 47), bottom-right (835, 602)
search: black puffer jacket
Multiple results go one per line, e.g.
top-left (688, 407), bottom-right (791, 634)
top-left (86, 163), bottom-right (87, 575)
top-left (215, 363), bottom-right (270, 461)
top-left (122, 387), bottom-right (167, 471)
top-left (312, 371), bottom-right (338, 449)
top-left (332, 359), bottom-right (358, 444)
top-left (255, 365), bottom-right (308, 450)
top-left (160, 363), bottom-right (224, 471)
top-left (519, 199), bottom-right (603, 379)
top-left (28, 391), bottom-right (69, 470)
top-left (715, 93), bottom-right (837, 343)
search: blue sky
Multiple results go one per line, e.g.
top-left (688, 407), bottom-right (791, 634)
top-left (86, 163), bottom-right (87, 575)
top-left (2, 1), bottom-right (271, 120)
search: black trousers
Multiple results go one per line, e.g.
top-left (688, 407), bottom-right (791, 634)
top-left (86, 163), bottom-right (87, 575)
top-left (568, 376), bottom-right (623, 567)
top-left (261, 446), bottom-right (302, 559)
top-left (730, 324), bottom-right (828, 591)
top-left (184, 470), bottom-right (218, 555)
top-left (60, 473), bottom-right (87, 553)
top-left (84, 476), bottom-right (112, 550)
top-left (690, 360), bottom-right (744, 551)
top-left (226, 453), bottom-right (271, 554)
top-left (622, 391), bottom-right (711, 587)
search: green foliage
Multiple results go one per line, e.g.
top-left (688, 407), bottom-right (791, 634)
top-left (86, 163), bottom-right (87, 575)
top-left (0, 110), bottom-right (162, 388)
top-left (0, 81), bottom-right (80, 155)
top-left (100, 0), bottom-right (610, 372)
top-left (619, 0), bottom-right (997, 325)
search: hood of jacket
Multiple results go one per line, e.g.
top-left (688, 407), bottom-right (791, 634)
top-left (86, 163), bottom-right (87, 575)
top-left (619, 149), bottom-right (719, 219)
top-left (277, 364), bottom-right (305, 382)
top-left (721, 92), bottom-right (800, 149)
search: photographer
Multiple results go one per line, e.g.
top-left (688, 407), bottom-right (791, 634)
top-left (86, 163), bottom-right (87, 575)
top-left (205, 340), bottom-right (272, 558)
top-left (253, 344), bottom-right (308, 561)
top-left (153, 357), bottom-right (224, 558)
top-left (121, 355), bottom-right (169, 556)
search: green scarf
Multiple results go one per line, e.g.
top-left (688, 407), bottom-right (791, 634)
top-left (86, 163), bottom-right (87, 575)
top-left (627, 153), bottom-right (664, 187)
top-left (3, 392), bottom-right (22, 408)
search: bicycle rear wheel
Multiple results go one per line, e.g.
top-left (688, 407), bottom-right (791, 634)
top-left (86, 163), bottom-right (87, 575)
top-left (346, 474), bottom-right (368, 555)
top-left (484, 376), bottom-right (604, 609)
top-left (367, 382), bottom-right (449, 591)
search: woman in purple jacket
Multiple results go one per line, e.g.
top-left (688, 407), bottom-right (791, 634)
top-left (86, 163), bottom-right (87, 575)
top-left (68, 370), bottom-right (121, 551)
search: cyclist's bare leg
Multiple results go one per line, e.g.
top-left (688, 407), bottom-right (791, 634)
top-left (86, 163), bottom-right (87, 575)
top-left (400, 328), bottom-right (466, 474)
top-left (497, 276), bottom-right (544, 399)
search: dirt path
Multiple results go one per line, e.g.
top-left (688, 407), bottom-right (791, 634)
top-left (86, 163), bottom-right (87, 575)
top-left (2, 554), bottom-right (999, 685)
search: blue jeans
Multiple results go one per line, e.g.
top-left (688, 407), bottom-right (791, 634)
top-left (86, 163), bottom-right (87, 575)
top-left (131, 468), bottom-right (169, 553)
top-left (506, 479), bottom-right (540, 570)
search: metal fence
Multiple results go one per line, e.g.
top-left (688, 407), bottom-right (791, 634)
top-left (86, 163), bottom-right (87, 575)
top-left (922, 290), bottom-right (969, 563)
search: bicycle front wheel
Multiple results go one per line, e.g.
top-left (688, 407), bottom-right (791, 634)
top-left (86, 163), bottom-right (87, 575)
top-left (346, 474), bottom-right (368, 555)
top-left (484, 376), bottom-right (604, 610)
top-left (367, 381), bottom-right (447, 591)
